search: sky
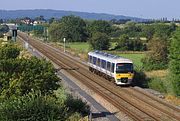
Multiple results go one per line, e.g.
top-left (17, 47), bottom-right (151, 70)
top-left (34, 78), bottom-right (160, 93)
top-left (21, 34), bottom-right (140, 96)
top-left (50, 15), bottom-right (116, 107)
top-left (0, 0), bottom-right (179, 20)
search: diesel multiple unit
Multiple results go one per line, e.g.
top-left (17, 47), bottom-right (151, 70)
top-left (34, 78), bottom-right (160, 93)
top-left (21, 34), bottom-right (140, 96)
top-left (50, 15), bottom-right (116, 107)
top-left (88, 51), bottom-right (134, 85)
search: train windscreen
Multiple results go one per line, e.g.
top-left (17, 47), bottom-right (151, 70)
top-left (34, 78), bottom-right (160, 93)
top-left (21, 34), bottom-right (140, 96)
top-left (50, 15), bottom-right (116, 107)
top-left (116, 63), bottom-right (133, 73)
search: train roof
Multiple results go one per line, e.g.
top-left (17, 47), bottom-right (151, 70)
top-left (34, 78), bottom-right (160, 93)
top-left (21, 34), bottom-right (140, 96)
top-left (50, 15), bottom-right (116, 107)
top-left (88, 51), bottom-right (133, 64)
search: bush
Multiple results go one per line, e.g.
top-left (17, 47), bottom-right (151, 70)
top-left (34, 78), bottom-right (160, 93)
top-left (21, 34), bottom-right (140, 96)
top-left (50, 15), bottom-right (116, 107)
top-left (0, 89), bottom-right (90, 121)
top-left (0, 57), bottom-right (60, 98)
top-left (148, 77), bottom-right (167, 93)
top-left (141, 57), bottom-right (168, 71)
top-left (169, 28), bottom-right (180, 96)
top-left (89, 32), bottom-right (110, 50)
top-left (0, 44), bottom-right (20, 60)
top-left (142, 37), bottom-right (168, 71)
top-left (0, 91), bottom-right (67, 121)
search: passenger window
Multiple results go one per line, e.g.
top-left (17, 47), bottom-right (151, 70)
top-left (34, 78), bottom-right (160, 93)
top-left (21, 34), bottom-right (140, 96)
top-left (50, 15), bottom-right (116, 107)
top-left (111, 63), bottom-right (115, 73)
top-left (93, 57), bottom-right (96, 65)
top-left (89, 56), bottom-right (92, 63)
top-left (107, 62), bottom-right (111, 71)
top-left (97, 58), bottom-right (100, 66)
top-left (101, 60), bottom-right (106, 69)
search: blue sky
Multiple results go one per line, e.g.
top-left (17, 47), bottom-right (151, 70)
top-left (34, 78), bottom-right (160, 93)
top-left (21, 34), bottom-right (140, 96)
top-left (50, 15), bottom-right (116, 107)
top-left (0, 0), bottom-right (179, 19)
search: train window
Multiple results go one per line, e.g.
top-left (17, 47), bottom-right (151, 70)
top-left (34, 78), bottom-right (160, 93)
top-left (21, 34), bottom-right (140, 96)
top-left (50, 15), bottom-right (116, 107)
top-left (89, 56), bottom-right (92, 63)
top-left (107, 62), bottom-right (111, 71)
top-left (93, 57), bottom-right (97, 65)
top-left (111, 63), bottom-right (115, 73)
top-left (97, 58), bottom-right (100, 66)
top-left (101, 60), bottom-right (106, 69)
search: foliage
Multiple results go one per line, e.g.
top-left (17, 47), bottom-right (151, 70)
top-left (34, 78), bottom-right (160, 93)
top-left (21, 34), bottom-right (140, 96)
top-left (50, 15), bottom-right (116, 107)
top-left (0, 25), bottom-right (9, 33)
top-left (0, 44), bottom-right (20, 59)
top-left (88, 20), bottom-right (112, 35)
top-left (0, 57), bottom-right (60, 98)
top-left (0, 89), bottom-right (90, 121)
top-left (0, 91), bottom-right (67, 121)
top-left (142, 37), bottom-right (168, 71)
top-left (32, 30), bottom-right (44, 37)
top-left (115, 34), bottom-right (146, 51)
top-left (169, 28), bottom-right (180, 96)
top-left (148, 77), bottom-right (167, 93)
top-left (48, 22), bottom-right (62, 41)
top-left (89, 32), bottom-right (110, 50)
top-left (153, 23), bottom-right (177, 40)
top-left (123, 21), bottom-right (141, 37)
top-left (49, 15), bottom-right (88, 42)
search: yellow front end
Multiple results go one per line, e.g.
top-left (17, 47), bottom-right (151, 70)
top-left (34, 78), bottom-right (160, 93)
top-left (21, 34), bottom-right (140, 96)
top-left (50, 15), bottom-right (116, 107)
top-left (115, 73), bottom-right (134, 85)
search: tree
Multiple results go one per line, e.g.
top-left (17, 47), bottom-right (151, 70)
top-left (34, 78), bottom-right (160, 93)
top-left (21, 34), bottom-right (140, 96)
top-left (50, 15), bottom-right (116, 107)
top-left (115, 34), bottom-right (129, 51)
top-left (0, 25), bottom-right (9, 33)
top-left (0, 44), bottom-right (20, 59)
top-left (153, 23), bottom-right (177, 40)
top-left (89, 32), bottom-right (110, 50)
top-left (169, 28), bottom-right (180, 96)
top-left (141, 25), bottom-right (155, 40)
top-left (0, 44), bottom-right (59, 98)
top-left (61, 15), bottom-right (88, 42)
top-left (48, 22), bottom-right (62, 41)
top-left (88, 20), bottom-right (112, 35)
top-left (0, 19), bottom-right (3, 24)
top-left (123, 21), bottom-right (141, 37)
top-left (49, 17), bottom-right (55, 24)
top-left (0, 57), bottom-right (60, 98)
top-left (142, 37), bottom-right (168, 70)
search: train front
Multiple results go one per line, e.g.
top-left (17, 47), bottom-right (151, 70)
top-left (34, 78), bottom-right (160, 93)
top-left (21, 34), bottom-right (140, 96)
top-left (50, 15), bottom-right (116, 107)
top-left (115, 63), bottom-right (134, 85)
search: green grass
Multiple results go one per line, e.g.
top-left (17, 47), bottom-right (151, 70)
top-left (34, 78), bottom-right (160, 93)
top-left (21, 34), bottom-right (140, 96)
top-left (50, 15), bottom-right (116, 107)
top-left (116, 53), bottom-right (145, 69)
top-left (66, 42), bottom-right (90, 52)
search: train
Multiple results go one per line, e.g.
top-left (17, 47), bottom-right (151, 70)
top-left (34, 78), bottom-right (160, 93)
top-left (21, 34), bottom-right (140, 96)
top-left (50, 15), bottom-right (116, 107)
top-left (88, 51), bottom-right (134, 85)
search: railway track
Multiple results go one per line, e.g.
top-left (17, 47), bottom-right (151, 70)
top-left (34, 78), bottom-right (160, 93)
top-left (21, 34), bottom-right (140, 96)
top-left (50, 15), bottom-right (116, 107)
top-left (18, 32), bottom-right (180, 121)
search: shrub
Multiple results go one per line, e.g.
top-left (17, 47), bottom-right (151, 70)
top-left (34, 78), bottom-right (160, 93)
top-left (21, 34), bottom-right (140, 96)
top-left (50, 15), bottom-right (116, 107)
top-left (0, 57), bottom-right (60, 98)
top-left (148, 77), bottom-right (167, 93)
top-left (169, 28), bottom-right (180, 96)
top-left (142, 37), bottom-right (168, 71)
top-left (89, 32), bottom-right (110, 50)
top-left (0, 91), bottom-right (68, 121)
top-left (0, 44), bottom-right (20, 60)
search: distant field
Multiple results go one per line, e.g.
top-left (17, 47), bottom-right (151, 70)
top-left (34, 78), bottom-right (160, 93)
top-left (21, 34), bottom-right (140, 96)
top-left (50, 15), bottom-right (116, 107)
top-left (67, 42), bottom-right (90, 52)
top-left (117, 53), bottom-right (145, 69)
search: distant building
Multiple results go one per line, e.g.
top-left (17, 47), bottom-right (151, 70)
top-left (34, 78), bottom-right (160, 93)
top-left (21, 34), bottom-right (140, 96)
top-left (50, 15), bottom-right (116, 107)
top-left (3, 32), bottom-right (12, 41)
top-left (33, 20), bottom-right (46, 25)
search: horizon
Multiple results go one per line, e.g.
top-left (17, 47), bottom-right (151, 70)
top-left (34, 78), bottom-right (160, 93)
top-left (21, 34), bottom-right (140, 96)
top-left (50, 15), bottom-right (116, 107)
top-left (0, 9), bottom-right (179, 21)
top-left (0, 0), bottom-right (179, 20)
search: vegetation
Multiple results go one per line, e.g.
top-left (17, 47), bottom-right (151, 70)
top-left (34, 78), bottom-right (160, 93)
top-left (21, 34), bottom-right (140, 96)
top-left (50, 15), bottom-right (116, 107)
top-left (49, 15), bottom-right (88, 42)
top-left (0, 43), bottom-right (90, 120)
top-left (0, 25), bottom-right (9, 38)
top-left (89, 32), bottom-right (110, 50)
top-left (169, 28), bottom-right (180, 96)
top-left (142, 37), bottom-right (168, 71)
top-left (88, 20), bottom-right (112, 35)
